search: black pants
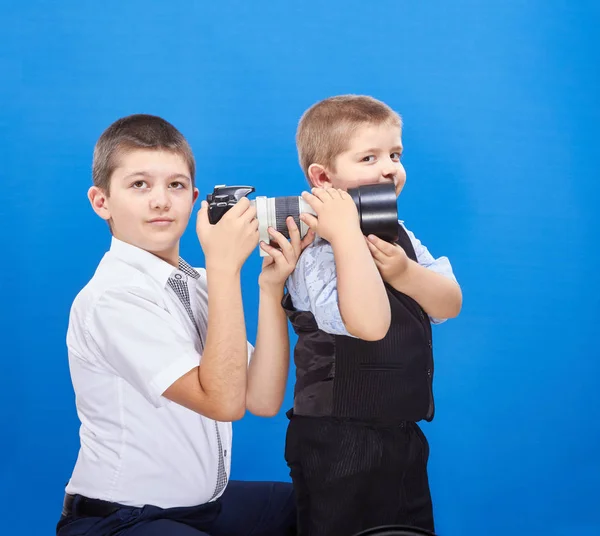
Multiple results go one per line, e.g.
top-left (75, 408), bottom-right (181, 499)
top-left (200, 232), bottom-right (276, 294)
top-left (56, 480), bottom-right (296, 535)
top-left (285, 414), bottom-right (434, 536)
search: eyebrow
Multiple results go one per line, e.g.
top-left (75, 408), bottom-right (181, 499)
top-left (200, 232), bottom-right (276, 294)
top-left (122, 171), bottom-right (191, 182)
top-left (355, 145), bottom-right (404, 155)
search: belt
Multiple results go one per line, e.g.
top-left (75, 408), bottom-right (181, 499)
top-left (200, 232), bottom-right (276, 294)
top-left (62, 493), bottom-right (124, 518)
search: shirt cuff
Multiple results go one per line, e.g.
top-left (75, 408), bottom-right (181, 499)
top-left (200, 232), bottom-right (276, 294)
top-left (149, 352), bottom-right (200, 408)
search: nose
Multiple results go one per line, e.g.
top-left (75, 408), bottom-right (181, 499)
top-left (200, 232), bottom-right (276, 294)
top-left (381, 159), bottom-right (398, 180)
top-left (150, 185), bottom-right (171, 210)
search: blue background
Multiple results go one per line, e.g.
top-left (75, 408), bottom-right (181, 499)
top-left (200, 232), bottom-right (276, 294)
top-left (1, 1), bottom-right (599, 534)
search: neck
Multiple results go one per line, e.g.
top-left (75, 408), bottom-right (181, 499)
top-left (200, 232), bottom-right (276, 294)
top-left (152, 246), bottom-right (180, 268)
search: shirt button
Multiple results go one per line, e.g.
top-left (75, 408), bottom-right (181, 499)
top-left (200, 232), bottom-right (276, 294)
top-left (175, 273), bottom-right (183, 280)
top-left (224, 450), bottom-right (227, 457)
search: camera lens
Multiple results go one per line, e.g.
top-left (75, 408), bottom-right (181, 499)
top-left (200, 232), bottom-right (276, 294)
top-left (252, 183), bottom-right (398, 254)
top-left (252, 196), bottom-right (315, 246)
top-left (348, 182), bottom-right (399, 242)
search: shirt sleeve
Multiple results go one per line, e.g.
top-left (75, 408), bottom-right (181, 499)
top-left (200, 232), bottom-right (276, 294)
top-left (286, 240), bottom-right (356, 337)
top-left (286, 228), bottom-right (458, 332)
top-left (401, 222), bottom-right (458, 325)
top-left (86, 286), bottom-right (200, 408)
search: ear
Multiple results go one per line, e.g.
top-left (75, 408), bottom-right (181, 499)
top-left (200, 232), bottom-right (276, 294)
top-left (307, 164), bottom-right (333, 188)
top-left (192, 187), bottom-right (199, 204)
top-left (88, 186), bottom-right (111, 221)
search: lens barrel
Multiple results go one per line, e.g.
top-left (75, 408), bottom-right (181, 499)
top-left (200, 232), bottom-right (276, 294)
top-left (252, 183), bottom-right (398, 255)
top-left (348, 182), bottom-right (399, 242)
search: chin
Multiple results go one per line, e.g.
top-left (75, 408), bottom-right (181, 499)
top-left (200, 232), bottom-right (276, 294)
top-left (137, 234), bottom-right (177, 252)
top-left (152, 238), bottom-right (180, 251)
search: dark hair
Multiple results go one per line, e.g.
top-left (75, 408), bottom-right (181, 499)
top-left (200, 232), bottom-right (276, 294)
top-left (92, 114), bottom-right (195, 193)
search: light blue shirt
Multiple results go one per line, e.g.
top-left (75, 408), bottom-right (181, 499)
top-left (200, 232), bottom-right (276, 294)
top-left (286, 222), bottom-right (457, 337)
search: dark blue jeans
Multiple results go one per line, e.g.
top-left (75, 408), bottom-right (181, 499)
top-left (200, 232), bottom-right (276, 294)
top-left (56, 480), bottom-right (296, 536)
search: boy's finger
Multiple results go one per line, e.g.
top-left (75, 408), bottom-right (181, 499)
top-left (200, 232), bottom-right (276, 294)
top-left (245, 204), bottom-right (258, 224)
top-left (301, 191), bottom-right (322, 212)
top-left (260, 240), bottom-right (284, 260)
top-left (286, 217), bottom-right (302, 257)
top-left (261, 256), bottom-right (275, 269)
top-left (268, 227), bottom-right (294, 256)
top-left (366, 242), bottom-right (385, 267)
top-left (368, 235), bottom-right (395, 256)
top-left (299, 213), bottom-right (318, 231)
top-left (322, 187), bottom-right (337, 199)
top-left (311, 187), bottom-right (333, 202)
top-left (330, 188), bottom-right (346, 199)
top-left (224, 197), bottom-right (252, 219)
top-left (286, 216), bottom-right (300, 236)
top-left (366, 238), bottom-right (386, 261)
top-left (372, 257), bottom-right (384, 273)
top-left (300, 229), bottom-right (315, 251)
top-left (197, 200), bottom-right (210, 226)
top-left (272, 234), bottom-right (297, 267)
top-left (235, 202), bottom-right (257, 224)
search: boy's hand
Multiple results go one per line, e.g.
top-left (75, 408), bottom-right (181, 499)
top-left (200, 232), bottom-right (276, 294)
top-left (258, 217), bottom-right (315, 295)
top-left (196, 198), bottom-right (259, 272)
top-left (366, 234), bottom-right (410, 284)
top-left (299, 187), bottom-right (361, 245)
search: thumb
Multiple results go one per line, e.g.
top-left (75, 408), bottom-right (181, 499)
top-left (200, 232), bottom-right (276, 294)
top-left (197, 200), bottom-right (210, 228)
top-left (368, 234), bottom-right (396, 256)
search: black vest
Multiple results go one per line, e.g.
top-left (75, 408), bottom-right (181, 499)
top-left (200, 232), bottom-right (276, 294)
top-left (282, 225), bottom-right (435, 424)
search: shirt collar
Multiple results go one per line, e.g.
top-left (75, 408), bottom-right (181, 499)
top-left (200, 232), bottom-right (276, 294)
top-left (178, 258), bottom-right (200, 280)
top-left (108, 237), bottom-right (199, 288)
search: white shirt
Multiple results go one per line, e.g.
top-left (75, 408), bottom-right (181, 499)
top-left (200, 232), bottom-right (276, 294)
top-left (65, 237), bottom-right (253, 508)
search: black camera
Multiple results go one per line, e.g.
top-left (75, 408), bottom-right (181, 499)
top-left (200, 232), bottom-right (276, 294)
top-left (206, 183), bottom-right (399, 252)
top-left (206, 185), bottom-right (256, 225)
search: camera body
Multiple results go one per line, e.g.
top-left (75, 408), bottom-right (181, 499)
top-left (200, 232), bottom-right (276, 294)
top-left (206, 185), bottom-right (256, 224)
top-left (207, 183), bottom-right (399, 255)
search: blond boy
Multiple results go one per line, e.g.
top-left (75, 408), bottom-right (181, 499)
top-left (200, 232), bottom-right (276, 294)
top-left (283, 95), bottom-right (462, 535)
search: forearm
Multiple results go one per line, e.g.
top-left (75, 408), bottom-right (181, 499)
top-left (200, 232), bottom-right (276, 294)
top-left (247, 286), bottom-right (290, 416)
top-left (200, 265), bottom-right (248, 418)
top-left (390, 260), bottom-right (462, 319)
top-left (333, 232), bottom-right (391, 340)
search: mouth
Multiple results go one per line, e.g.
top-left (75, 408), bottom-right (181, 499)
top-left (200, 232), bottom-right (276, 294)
top-left (147, 218), bottom-right (175, 225)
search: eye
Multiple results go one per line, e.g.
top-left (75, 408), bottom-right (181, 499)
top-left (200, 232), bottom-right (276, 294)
top-left (361, 155), bottom-right (376, 162)
top-left (391, 152), bottom-right (402, 161)
top-left (132, 180), bottom-right (148, 189)
top-left (170, 181), bottom-right (185, 189)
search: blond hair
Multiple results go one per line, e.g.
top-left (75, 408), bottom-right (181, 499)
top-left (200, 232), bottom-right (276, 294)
top-left (296, 95), bottom-right (402, 179)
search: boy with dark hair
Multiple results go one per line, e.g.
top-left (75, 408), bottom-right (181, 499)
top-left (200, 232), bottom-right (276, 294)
top-left (58, 113), bottom-right (310, 536)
